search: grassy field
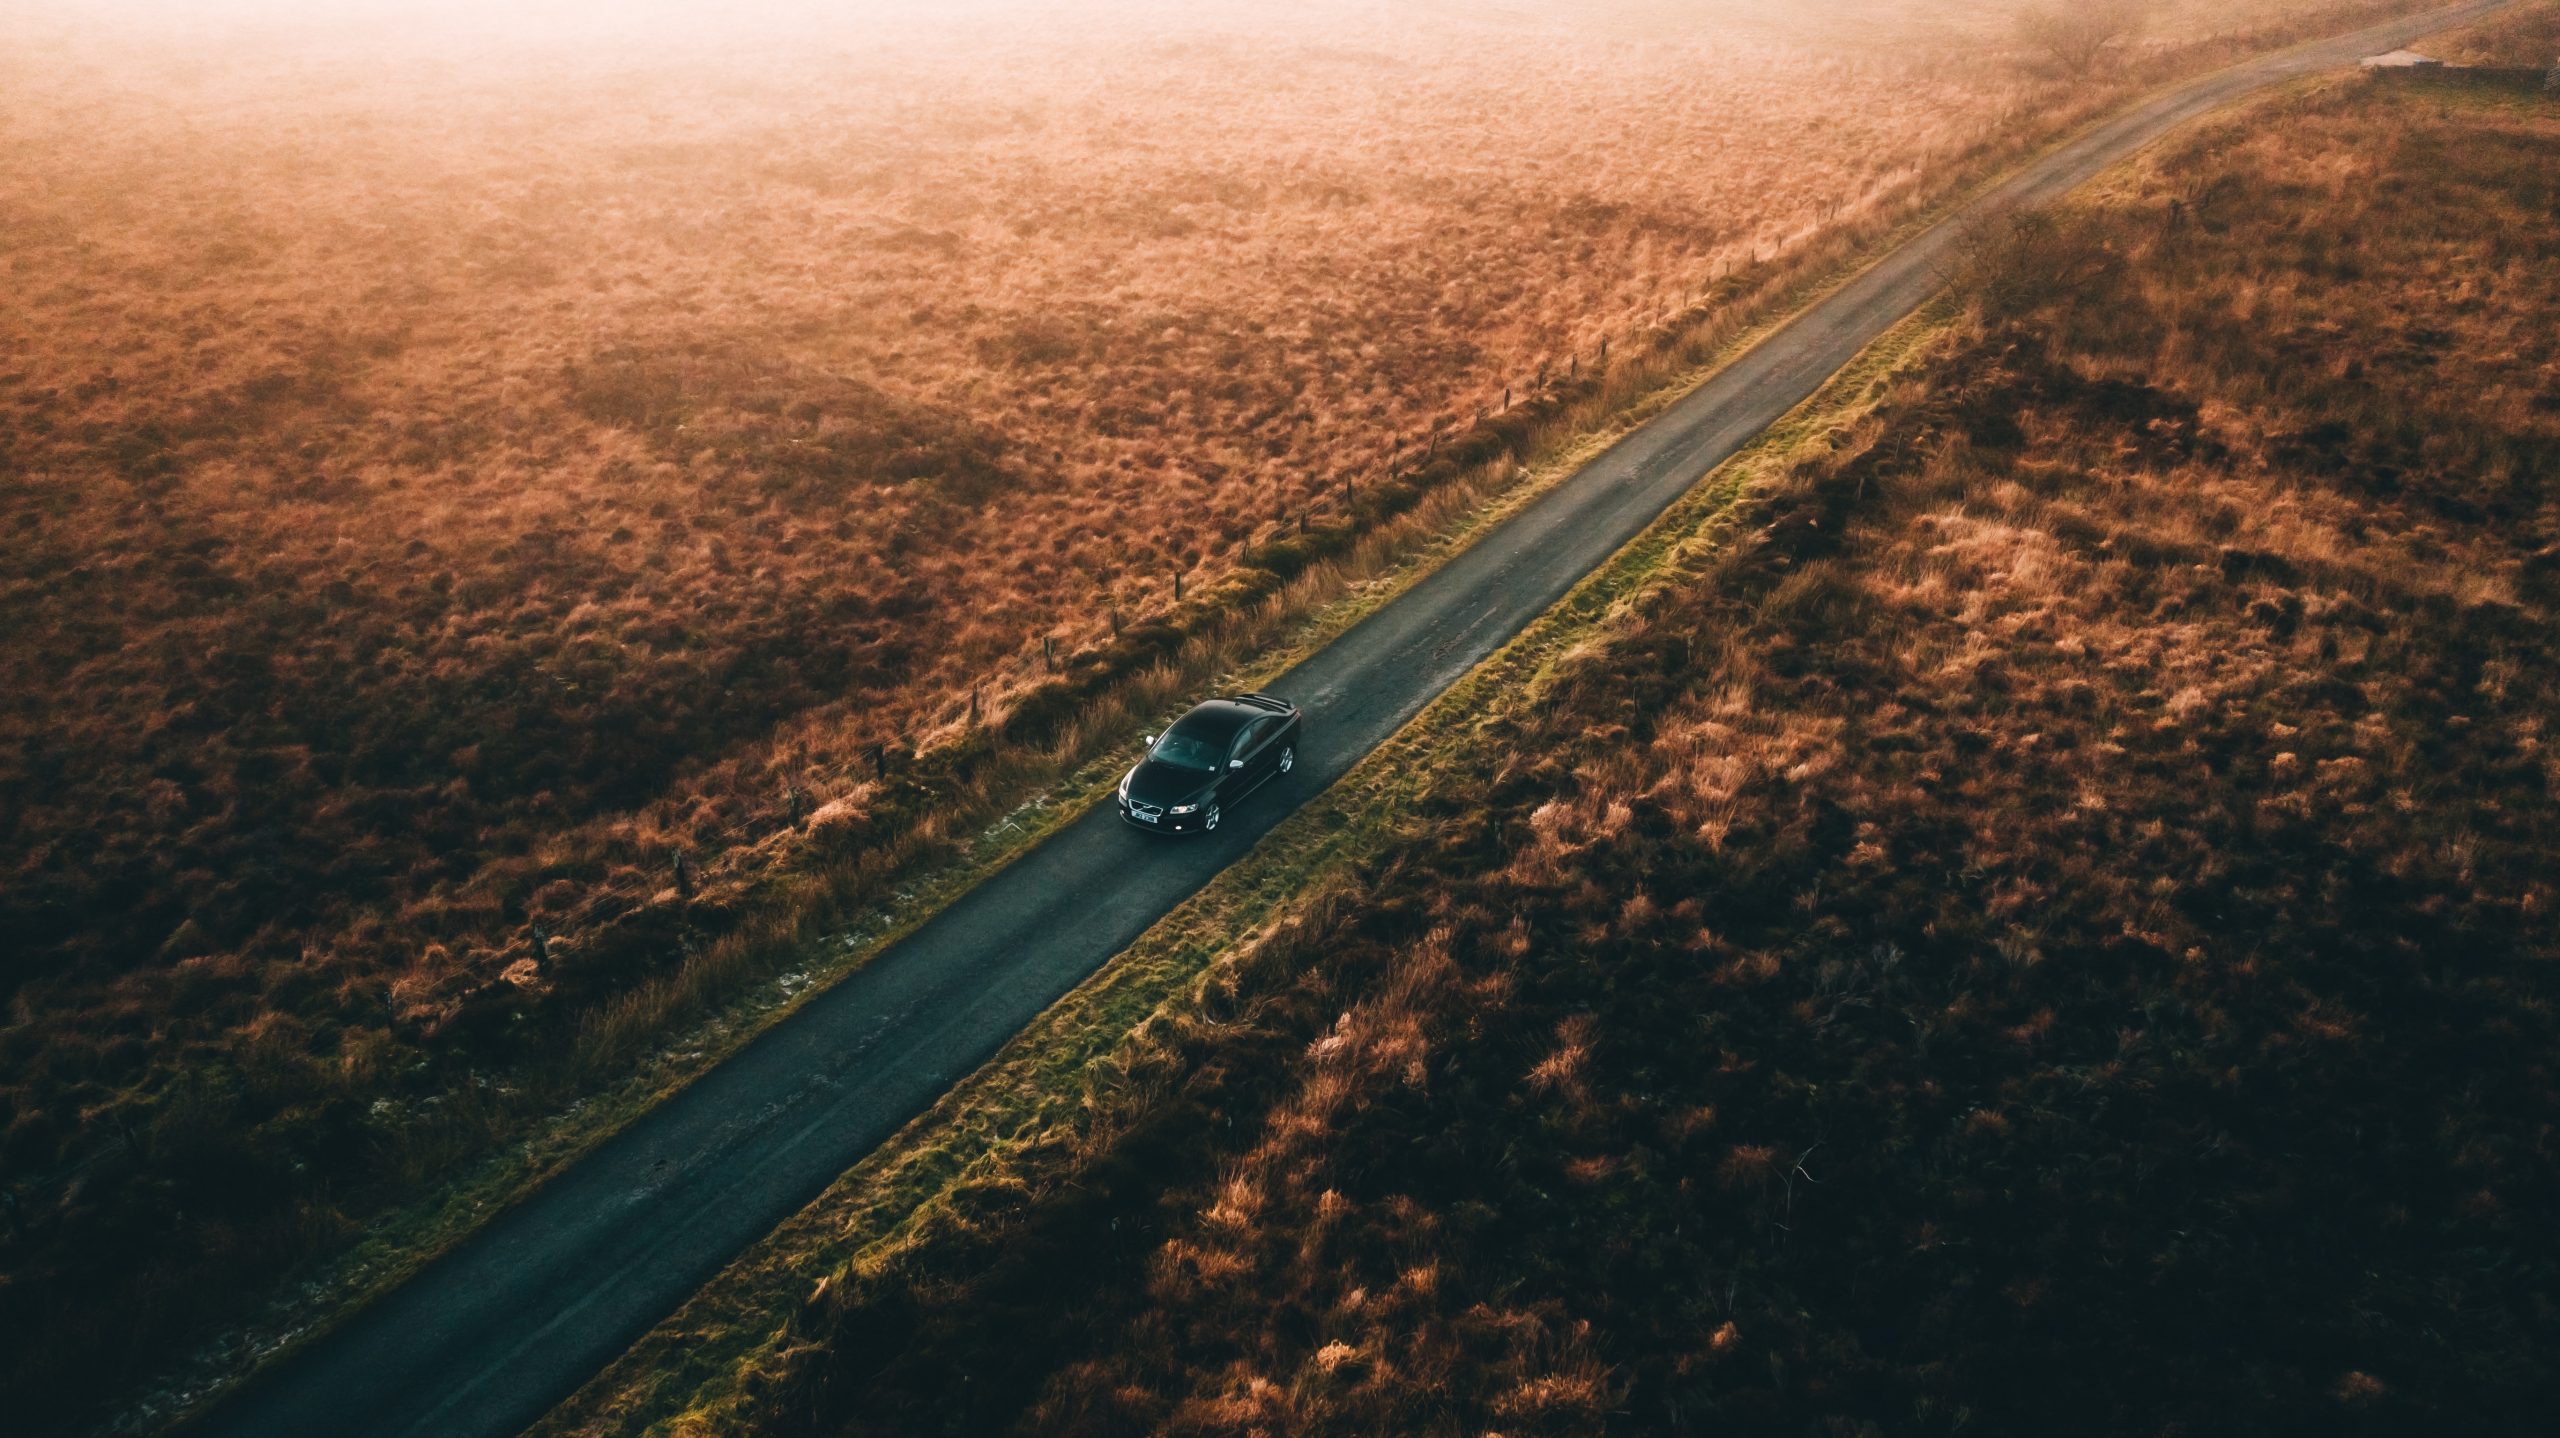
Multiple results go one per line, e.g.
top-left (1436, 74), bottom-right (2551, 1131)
top-left (0, 0), bottom-right (2450, 1429)
top-left (722, 15), bottom-right (2560, 1436)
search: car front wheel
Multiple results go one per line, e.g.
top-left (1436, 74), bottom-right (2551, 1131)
top-left (1203, 804), bottom-right (1221, 832)
top-left (1277, 745), bottom-right (1295, 775)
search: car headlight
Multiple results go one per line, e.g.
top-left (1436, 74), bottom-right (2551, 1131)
top-left (1168, 803), bottom-right (1199, 815)
top-left (1119, 769), bottom-right (1134, 800)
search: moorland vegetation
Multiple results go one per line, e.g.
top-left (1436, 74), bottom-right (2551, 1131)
top-left (0, 0), bottom-right (2452, 1427)
top-left (737, 22), bottom-right (2560, 1435)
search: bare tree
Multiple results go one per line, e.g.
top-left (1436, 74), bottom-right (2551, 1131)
top-left (1945, 204), bottom-right (2124, 320)
top-left (2017, 0), bottom-right (2154, 78)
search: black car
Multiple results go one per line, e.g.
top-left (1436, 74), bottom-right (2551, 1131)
top-left (1117, 692), bottom-right (1302, 834)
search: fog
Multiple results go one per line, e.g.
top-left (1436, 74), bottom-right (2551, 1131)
top-left (9, 1), bottom-right (2045, 96)
top-left (9, 0), bottom-right (2039, 167)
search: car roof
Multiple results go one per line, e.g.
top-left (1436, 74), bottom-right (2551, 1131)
top-left (1168, 696), bottom-right (1281, 742)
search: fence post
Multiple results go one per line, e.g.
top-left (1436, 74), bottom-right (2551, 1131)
top-left (1043, 635), bottom-right (1054, 670)
top-left (1174, 571), bottom-right (1184, 602)
top-left (786, 784), bottom-right (806, 830)
top-left (1111, 608), bottom-right (1121, 638)
top-left (1502, 385), bottom-right (1510, 412)
top-left (1600, 337), bottom-right (1609, 361)
top-left (530, 921), bottom-right (553, 972)
top-left (873, 744), bottom-right (888, 781)
top-left (674, 849), bottom-right (694, 899)
top-left (970, 687), bottom-right (981, 724)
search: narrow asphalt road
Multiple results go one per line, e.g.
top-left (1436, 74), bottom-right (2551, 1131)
top-left (186, 7), bottom-right (2512, 1436)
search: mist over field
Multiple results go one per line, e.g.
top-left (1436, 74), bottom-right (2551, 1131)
top-left (1, 0), bottom-right (2372, 1013)
top-left (6, 1), bottom-right (2532, 1434)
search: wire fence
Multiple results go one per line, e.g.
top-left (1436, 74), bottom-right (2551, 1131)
top-left (552, 216), bottom-right (1934, 944)
top-left (494, 294), bottom-right (1758, 970)
top-left (484, 207), bottom-right (1953, 973)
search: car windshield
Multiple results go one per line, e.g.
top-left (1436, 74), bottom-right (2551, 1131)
top-left (1150, 728), bottom-right (1226, 771)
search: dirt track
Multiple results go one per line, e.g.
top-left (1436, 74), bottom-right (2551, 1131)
top-left (183, 6), bottom-right (2517, 1435)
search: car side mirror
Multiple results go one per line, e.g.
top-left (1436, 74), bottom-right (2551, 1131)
top-left (1141, 733), bottom-right (1156, 746)
top-left (1230, 758), bottom-right (1246, 769)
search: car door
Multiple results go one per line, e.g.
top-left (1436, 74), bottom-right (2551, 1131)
top-left (1229, 717), bottom-right (1275, 789)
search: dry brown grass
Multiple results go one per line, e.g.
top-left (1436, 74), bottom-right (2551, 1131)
top-left (744, 37), bottom-right (2560, 1437)
top-left (0, 0), bottom-right (2434, 1429)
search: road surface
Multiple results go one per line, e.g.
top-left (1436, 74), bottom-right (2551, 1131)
top-left (185, 6), bottom-right (2513, 1435)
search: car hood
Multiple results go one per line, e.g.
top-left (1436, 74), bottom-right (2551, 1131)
top-left (1125, 760), bottom-right (1215, 808)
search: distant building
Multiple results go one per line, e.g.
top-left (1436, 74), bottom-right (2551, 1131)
top-left (2358, 49), bottom-right (2444, 69)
